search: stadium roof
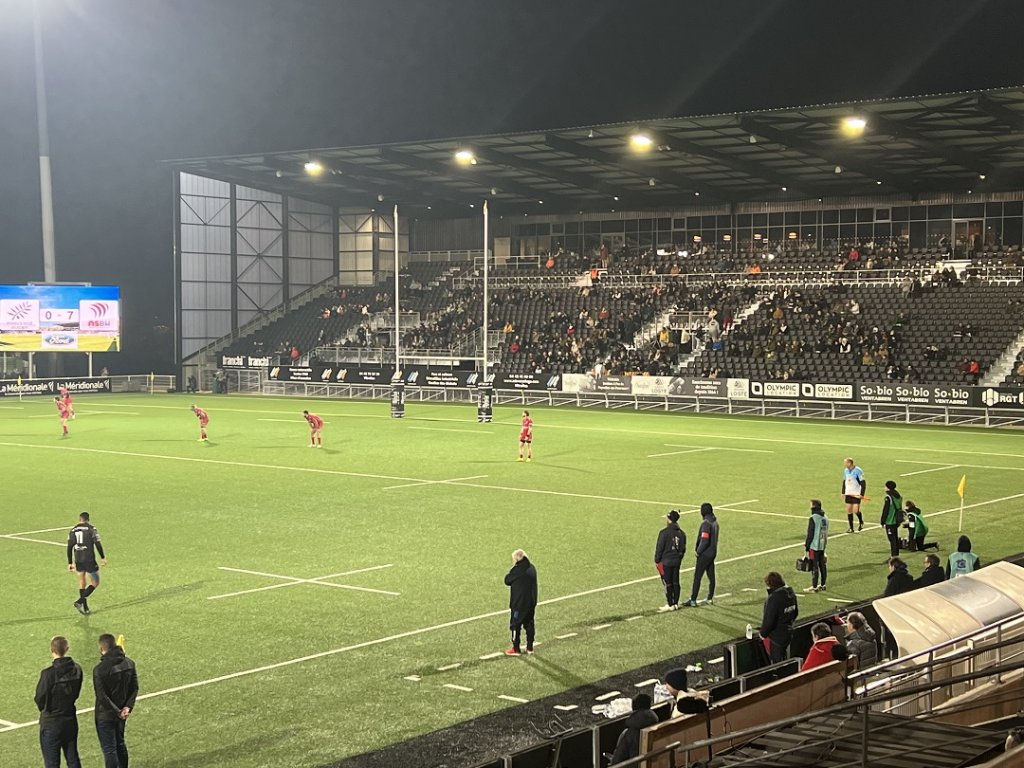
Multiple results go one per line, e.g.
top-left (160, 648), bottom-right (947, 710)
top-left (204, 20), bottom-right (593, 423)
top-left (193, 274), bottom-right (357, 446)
top-left (168, 86), bottom-right (1024, 216)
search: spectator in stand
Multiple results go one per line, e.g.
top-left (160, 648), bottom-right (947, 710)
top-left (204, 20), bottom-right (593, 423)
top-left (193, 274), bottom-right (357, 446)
top-left (916, 554), bottom-right (945, 588)
top-left (801, 623), bottom-right (840, 671)
top-left (884, 557), bottom-right (915, 596)
top-left (609, 694), bottom-right (658, 765)
top-left (946, 535), bottom-right (981, 579)
top-left (845, 612), bottom-right (878, 669)
top-left (759, 571), bottom-right (799, 663)
top-left (289, 345), bottom-right (300, 364)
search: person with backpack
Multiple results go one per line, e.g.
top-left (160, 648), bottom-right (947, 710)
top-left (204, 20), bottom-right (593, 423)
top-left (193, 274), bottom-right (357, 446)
top-left (946, 535), bottom-right (982, 578)
top-left (802, 500), bottom-right (829, 593)
top-left (880, 480), bottom-right (904, 558)
top-left (655, 510), bottom-right (686, 612)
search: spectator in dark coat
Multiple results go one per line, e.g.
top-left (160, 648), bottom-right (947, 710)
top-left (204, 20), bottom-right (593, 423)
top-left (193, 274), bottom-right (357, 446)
top-left (685, 502), bottom-right (719, 606)
top-left (610, 694), bottom-right (659, 765)
top-left (884, 557), bottom-right (915, 596)
top-left (915, 554), bottom-right (945, 588)
top-left (504, 549), bottom-right (538, 655)
top-left (845, 612), bottom-right (878, 669)
top-left (93, 634), bottom-right (138, 768)
top-left (655, 510), bottom-right (686, 611)
top-left (759, 571), bottom-right (799, 663)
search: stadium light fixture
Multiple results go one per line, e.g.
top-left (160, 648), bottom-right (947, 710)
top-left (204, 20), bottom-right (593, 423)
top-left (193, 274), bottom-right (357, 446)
top-left (841, 116), bottom-right (867, 137)
top-left (454, 149), bottom-right (477, 165)
top-left (834, 165), bottom-right (843, 174)
top-left (781, 186), bottom-right (787, 192)
top-left (694, 192), bottom-right (700, 197)
top-left (979, 173), bottom-right (986, 180)
top-left (304, 160), bottom-right (324, 175)
top-left (613, 195), bottom-right (619, 201)
top-left (722, 234), bottom-right (732, 241)
top-left (630, 132), bottom-right (654, 151)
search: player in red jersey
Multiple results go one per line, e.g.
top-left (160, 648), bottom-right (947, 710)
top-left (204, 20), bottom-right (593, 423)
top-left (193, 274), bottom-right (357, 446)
top-left (190, 404), bottom-right (209, 441)
top-left (518, 410), bottom-right (533, 462)
top-left (60, 385), bottom-right (76, 419)
top-left (303, 410), bottom-right (324, 447)
top-left (54, 397), bottom-right (70, 437)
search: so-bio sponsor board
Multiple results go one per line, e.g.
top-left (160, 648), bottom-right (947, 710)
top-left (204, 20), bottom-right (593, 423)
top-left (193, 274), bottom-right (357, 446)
top-left (0, 377), bottom-right (112, 397)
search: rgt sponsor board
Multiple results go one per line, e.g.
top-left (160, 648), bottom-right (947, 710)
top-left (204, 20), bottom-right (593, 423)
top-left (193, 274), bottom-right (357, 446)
top-left (0, 377), bottom-right (112, 397)
top-left (0, 285), bottom-right (121, 352)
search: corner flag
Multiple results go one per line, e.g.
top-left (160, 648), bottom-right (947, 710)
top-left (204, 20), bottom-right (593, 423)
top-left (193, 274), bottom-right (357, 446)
top-left (957, 475), bottom-right (967, 532)
top-left (957, 474), bottom-right (967, 499)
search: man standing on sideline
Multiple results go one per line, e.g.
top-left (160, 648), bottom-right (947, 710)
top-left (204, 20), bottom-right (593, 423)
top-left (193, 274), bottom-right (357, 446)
top-left (67, 512), bottom-right (106, 616)
top-left (517, 410), bottom-right (533, 462)
top-left (303, 410), bottom-right (324, 448)
top-left (190, 404), bottom-right (209, 441)
top-left (803, 500), bottom-right (829, 593)
top-left (504, 549), bottom-right (538, 656)
top-left (841, 457), bottom-right (866, 532)
top-left (685, 503), bottom-right (718, 607)
top-left (35, 636), bottom-right (84, 768)
top-left (94, 633), bottom-right (138, 768)
top-left (759, 571), bottom-right (799, 663)
top-left (880, 481), bottom-right (904, 558)
top-left (655, 510), bottom-right (686, 612)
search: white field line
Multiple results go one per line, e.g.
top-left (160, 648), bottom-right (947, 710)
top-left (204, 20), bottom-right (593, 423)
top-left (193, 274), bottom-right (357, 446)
top-left (3, 491), bottom-right (1022, 734)
top-left (595, 690), bottom-right (621, 701)
top-left (625, 615), bottom-right (643, 621)
top-left (436, 663), bottom-right (461, 672)
top-left (382, 474), bottom-right (488, 491)
top-left (479, 651), bottom-right (504, 660)
top-left (498, 694), bottom-right (529, 703)
top-left (409, 427), bottom-right (492, 434)
top-left (257, 418), bottom-right (330, 424)
top-left (896, 459), bottom-right (1024, 472)
top-left (0, 719), bottom-right (16, 727)
top-left (592, 624), bottom-right (613, 630)
top-left (0, 405), bottom-right (25, 409)
top-left (634, 678), bottom-right (659, 687)
top-left (553, 705), bottom-right (578, 711)
top-left (647, 447), bottom-right (715, 458)
top-left (208, 564), bottom-right (395, 601)
top-left (708, 657), bottom-right (725, 665)
top-left (716, 507), bottom-right (807, 520)
top-left (0, 526), bottom-right (68, 537)
top-left (0, 535), bottom-right (64, 547)
top-left (403, 675), bottom-right (421, 682)
top-left (0, 442), bottom-right (702, 511)
top-left (664, 444), bottom-right (776, 454)
top-left (555, 632), bottom-right (579, 639)
top-left (899, 464), bottom-right (960, 477)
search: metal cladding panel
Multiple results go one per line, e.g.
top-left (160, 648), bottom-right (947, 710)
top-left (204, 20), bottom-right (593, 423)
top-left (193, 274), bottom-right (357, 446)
top-left (180, 172), bottom-right (229, 197)
top-left (181, 252), bottom-right (232, 282)
top-left (180, 195), bottom-right (231, 226)
top-left (181, 281), bottom-right (231, 310)
top-left (181, 223), bottom-right (231, 254)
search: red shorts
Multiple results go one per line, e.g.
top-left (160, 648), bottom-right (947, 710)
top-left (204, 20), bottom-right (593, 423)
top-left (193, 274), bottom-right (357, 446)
top-left (199, 418), bottom-right (209, 427)
top-left (519, 433), bottom-right (531, 443)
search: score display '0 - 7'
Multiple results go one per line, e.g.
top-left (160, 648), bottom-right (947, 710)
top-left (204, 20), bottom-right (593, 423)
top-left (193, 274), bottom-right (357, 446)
top-left (0, 285), bottom-right (121, 352)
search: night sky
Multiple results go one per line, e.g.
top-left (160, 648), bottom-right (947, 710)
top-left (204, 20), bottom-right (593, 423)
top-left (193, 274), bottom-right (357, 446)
top-left (1, 0), bottom-right (1021, 372)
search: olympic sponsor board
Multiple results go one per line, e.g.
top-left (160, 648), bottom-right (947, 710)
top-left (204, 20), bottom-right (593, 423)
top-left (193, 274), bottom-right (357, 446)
top-left (749, 381), bottom-right (855, 400)
top-left (0, 285), bottom-right (121, 351)
top-left (0, 377), bottom-right (112, 397)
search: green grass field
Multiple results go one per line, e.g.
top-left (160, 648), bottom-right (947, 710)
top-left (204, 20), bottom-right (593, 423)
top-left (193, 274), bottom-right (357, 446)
top-left (2, 393), bottom-right (1022, 767)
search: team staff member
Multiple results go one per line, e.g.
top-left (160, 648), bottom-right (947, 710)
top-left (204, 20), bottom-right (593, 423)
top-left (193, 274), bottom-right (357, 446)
top-left (947, 535), bottom-right (981, 579)
top-left (655, 510), bottom-right (686, 612)
top-left (94, 633), bottom-right (138, 768)
top-left (904, 501), bottom-right (938, 551)
top-left (190, 404), bottom-right (209, 441)
top-left (35, 636), bottom-right (84, 768)
top-left (67, 512), bottom-right (106, 616)
top-left (517, 410), bottom-right (533, 461)
top-left (880, 481), bottom-right (903, 558)
top-left (303, 410), bottom-right (324, 448)
top-left (916, 554), bottom-right (945, 588)
top-left (841, 457), bottom-right (866, 532)
top-left (759, 571), bottom-right (799, 663)
top-left (685, 503), bottom-right (718, 607)
top-left (803, 499), bottom-right (829, 593)
top-left (55, 396), bottom-right (71, 438)
top-left (504, 549), bottom-right (538, 655)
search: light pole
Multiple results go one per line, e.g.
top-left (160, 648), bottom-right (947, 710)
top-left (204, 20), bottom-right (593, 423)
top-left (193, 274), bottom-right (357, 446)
top-left (32, 0), bottom-right (57, 283)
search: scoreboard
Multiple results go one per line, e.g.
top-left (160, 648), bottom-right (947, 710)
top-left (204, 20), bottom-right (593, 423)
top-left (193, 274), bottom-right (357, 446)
top-left (0, 285), bottom-right (121, 352)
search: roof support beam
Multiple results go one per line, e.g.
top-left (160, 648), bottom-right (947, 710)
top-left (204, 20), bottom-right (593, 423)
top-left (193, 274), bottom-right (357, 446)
top-left (859, 112), bottom-right (993, 176)
top-left (975, 93), bottom-right (1024, 132)
top-left (739, 117), bottom-right (916, 193)
top-left (543, 133), bottom-right (734, 202)
top-left (471, 147), bottom-right (622, 202)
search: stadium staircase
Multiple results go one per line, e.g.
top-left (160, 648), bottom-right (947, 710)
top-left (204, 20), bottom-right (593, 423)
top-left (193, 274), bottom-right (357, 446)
top-left (983, 326), bottom-right (1024, 386)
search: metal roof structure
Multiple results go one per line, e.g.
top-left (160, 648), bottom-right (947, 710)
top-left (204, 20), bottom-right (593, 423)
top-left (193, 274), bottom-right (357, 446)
top-left (169, 86), bottom-right (1024, 216)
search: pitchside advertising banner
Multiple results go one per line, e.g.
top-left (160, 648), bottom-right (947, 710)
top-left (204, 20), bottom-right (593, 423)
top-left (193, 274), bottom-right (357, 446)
top-left (0, 377), bottom-right (112, 397)
top-left (0, 285), bottom-right (121, 352)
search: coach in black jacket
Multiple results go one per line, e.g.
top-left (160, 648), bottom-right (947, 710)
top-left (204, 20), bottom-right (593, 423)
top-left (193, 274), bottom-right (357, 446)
top-left (36, 635), bottom-right (84, 768)
top-left (759, 571), bottom-right (799, 663)
top-left (686, 503), bottom-right (719, 607)
top-left (504, 549), bottom-right (538, 655)
top-left (94, 633), bottom-right (139, 768)
top-left (655, 510), bottom-right (686, 611)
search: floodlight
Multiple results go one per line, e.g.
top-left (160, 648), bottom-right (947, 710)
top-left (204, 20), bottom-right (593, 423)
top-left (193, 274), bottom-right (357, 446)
top-left (304, 160), bottom-right (324, 175)
top-left (630, 132), bottom-right (654, 151)
top-left (841, 116), bottom-right (867, 136)
top-left (454, 149), bottom-right (476, 165)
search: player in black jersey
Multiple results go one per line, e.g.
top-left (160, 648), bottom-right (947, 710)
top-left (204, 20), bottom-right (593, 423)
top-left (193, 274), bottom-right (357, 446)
top-left (66, 512), bottom-right (106, 615)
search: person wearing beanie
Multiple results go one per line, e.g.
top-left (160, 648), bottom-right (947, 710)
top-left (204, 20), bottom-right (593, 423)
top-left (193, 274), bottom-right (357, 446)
top-left (946, 535), bottom-right (981, 579)
top-left (609, 693), bottom-right (658, 764)
top-left (880, 480), bottom-right (904, 558)
top-left (759, 571), bottom-right (799, 663)
top-left (803, 500), bottom-right (829, 593)
top-left (655, 510), bottom-right (686, 612)
top-left (685, 503), bottom-right (719, 607)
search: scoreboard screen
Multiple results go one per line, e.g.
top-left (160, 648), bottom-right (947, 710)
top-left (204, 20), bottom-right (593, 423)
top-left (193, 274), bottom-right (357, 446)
top-left (0, 285), bottom-right (121, 352)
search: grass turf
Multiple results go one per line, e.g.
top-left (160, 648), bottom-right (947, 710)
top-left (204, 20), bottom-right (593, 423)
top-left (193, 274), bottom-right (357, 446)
top-left (1, 393), bottom-right (1021, 767)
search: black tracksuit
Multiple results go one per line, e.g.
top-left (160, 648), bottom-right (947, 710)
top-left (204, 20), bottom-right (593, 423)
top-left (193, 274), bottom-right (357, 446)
top-left (504, 557), bottom-right (538, 652)
top-left (760, 585), bottom-right (799, 663)
top-left (36, 656), bottom-right (84, 768)
top-left (94, 648), bottom-right (138, 768)
top-left (689, 513), bottom-right (719, 602)
top-left (655, 523), bottom-right (686, 607)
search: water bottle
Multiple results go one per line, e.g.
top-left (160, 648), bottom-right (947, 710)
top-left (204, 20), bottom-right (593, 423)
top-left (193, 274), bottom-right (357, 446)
top-left (745, 623), bottom-right (753, 640)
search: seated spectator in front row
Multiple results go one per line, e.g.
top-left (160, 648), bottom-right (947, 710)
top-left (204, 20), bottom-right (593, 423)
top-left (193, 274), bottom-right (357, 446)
top-left (916, 554), bottom-right (945, 588)
top-left (609, 694), bottom-right (658, 765)
top-left (801, 623), bottom-right (840, 671)
top-left (844, 612), bottom-right (878, 670)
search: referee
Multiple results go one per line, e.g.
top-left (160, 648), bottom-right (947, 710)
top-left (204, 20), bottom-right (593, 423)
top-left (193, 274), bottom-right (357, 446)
top-left (67, 512), bottom-right (106, 616)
